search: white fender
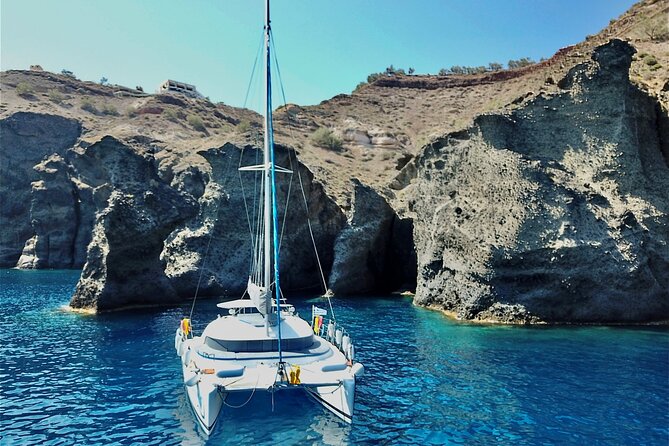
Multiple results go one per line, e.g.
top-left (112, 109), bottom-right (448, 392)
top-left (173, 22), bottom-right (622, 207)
top-left (327, 322), bottom-right (335, 340)
top-left (182, 348), bottom-right (191, 366)
top-left (348, 344), bottom-right (355, 361)
top-left (351, 362), bottom-right (364, 378)
top-left (342, 335), bottom-right (350, 355)
top-left (335, 329), bottom-right (343, 347)
top-left (175, 333), bottom-right (183, 353)
top-left (178, 340), bottom-right (187, 358)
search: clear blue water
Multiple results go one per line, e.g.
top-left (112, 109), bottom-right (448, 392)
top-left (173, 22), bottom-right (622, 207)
top-left (1, 269), bottom-right (668, 445)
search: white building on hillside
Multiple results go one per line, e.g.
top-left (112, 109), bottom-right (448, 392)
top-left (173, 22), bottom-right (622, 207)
top-left (157, 79), bottom-right (203, 98)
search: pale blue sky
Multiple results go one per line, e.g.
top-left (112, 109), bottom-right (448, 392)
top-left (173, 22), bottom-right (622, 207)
top-left (1, 0), bottom-right (636, 110)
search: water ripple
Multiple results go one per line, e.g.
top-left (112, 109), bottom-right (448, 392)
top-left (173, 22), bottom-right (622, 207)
top-left (1, 270), bottom-right (667, 445)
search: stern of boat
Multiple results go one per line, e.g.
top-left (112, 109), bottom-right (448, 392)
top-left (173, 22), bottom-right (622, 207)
top-left (176, 323), bottom-right (224, 435)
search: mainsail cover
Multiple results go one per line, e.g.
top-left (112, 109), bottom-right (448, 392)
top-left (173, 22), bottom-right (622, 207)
top-left (247, 278), bottom-right (270, 317)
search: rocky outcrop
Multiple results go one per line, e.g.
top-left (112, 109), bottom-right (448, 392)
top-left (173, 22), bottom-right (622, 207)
top-left (337, 118), bottom-right (408, 150)
top-left (162, 143), bottom-right (346, 297)
top-left (16, 155), bottom-right (80, 268)
top-left (69, 136), bottom-right (197, 311)
top-left (410, 40), bottom-right (669, 323)
top-left (329, 180), bottom-right (416, 294)
top-left (0, 113), bottom-right (81, 266)
top-left (328, 180), bottom-right (396, 294)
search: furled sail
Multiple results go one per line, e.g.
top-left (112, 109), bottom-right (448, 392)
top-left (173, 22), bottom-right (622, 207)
top-left (247, 278), bottom-right (270, 317)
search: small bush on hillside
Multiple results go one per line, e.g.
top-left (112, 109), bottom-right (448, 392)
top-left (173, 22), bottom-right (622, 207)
top-left (236, 120), bottom-right (251, 133)
top-left (310, 127), bottom-right (343, 151)
top-left (48, 89), bottom-right (65, 104)
top-left (164, 108), bottom-right (179, 122)
top-left (353, 82), bottom-right (367, 93)
top-left (16, 82), bottom-right (34, 97)
top-left (643, 17), bottom-right (669, 41)
top-left (126, 107), bottom-right (138, 118)
top-left (187, 114), bottom-right (206, 132)
top-left (508, 58), bottom-right (535, 69)
top-left (101, 103), bottom-right (119, 116)
top-left (81, 98), bottom-right (97, 113)
top-left (645, 56), bottom-right (659, 66)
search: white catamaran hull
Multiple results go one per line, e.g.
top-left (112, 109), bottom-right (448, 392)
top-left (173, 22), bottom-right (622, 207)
top-left (176, 328), bottom-right (363, 435)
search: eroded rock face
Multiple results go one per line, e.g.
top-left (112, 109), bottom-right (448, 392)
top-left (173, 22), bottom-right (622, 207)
top-left (16, 155), bottom-right (79, 268)
top-left (0, 113), bottom-right (81, 266)
top-left (411, 40), bottom-right (669, 323)
top-left (162, 143), bottom-right (346, 296)
top-left (69, 137), bottom-right (197, 311)
top-left (328, 180), bottom-right (417, 294)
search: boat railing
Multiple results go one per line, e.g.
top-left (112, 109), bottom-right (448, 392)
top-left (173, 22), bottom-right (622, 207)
top-left (311, 316), bottom-right (356, 363)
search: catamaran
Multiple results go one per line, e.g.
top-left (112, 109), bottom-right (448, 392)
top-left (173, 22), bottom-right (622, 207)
top-left (174, 0), bottom-right (363, 435)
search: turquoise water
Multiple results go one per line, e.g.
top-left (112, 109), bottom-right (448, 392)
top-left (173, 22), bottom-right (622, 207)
top-left (1, 269), bottom-right (667, 445)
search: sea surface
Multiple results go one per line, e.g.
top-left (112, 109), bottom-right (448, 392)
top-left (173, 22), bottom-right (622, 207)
top-left (1, 269), bottom-right (667, 445)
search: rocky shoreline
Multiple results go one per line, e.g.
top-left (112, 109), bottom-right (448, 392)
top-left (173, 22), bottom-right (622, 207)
top-left (406, 40), bottom-right (669, 324)
top-left (1, 38), bottom-right (667, 323)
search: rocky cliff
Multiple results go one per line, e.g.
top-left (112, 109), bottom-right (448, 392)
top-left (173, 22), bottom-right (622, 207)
top-left (0, 113), bottom-right (81, 267)
top-left (1, 0), bottom-right (667, 321)
top-left (68, 136), bottom-right (198, 310)
top-left (408, 40), bottom-right (669, 323)
top-left (65, 136), bottom-right (348, 310)
top-left (161, 143), bottom-right (346, 298)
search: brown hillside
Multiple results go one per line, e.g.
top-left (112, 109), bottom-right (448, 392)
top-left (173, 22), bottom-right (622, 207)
top-left (1, 0), bottom-right (666, 209)
top-left (271, 0), bottom-right (668, 207)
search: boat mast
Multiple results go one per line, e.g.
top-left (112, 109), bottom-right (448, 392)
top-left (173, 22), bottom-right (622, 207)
top-left (263, 0), bottom-right (272, 306)
top-left (264, 0), bottom-right (284, 366)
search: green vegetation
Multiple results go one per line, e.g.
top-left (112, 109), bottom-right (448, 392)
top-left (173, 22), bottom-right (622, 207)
top-left (645, 56), bottom-right (659, 66)
top-left (101, 103), bottom-right (119, 116)
top-left (48, 89), bottom-right (65, 104)
top-left (358, 57), bottom-right (537, 89)
top-left (164, 108), bottom-right (179, 122)
top-left (310, 127), bottom-right (343, 151)
top-left (187, 114), bottom-right (206, 132)
top-left (507, 58), bottom-right (535, 69)
top-left (237, 120), bottom-right (251, 133)
top-left (80, 98), bottom-right (97, 113)
top-left (61, 69), bottom-right (76, 79)
top-left (15, 82), bottom-right (34, 97)
top-left (639, 53), bottom-right (662, 70)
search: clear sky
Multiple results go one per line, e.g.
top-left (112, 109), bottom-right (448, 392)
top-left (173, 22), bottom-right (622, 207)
top-left (1, 0), bottom-right (637, 110)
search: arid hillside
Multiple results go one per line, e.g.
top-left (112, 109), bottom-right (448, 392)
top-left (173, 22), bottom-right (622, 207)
top-left (271, 0), bottom-right (668, 207)
top-left (1, 0), bottom-right (666, 210)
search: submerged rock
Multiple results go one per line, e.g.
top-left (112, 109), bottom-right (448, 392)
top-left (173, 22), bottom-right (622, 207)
top-left (411, 40), bottom-right (669, 323)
